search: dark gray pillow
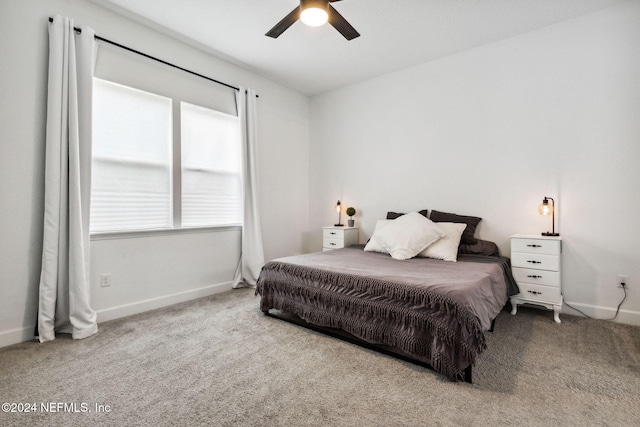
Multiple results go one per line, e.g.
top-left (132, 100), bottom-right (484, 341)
top-left (458, 239), bottom-right (499, 256)
top-left (430, 209), bottom-right (481, 245)
top-left (386, 210), bottom-right (428, 220)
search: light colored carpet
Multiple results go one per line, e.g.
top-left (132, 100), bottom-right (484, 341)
top-left (1, 288), bottom-right (639, 426)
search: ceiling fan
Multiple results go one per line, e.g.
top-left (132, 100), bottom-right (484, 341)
top-left (266, 0), bottom-right (360, 41)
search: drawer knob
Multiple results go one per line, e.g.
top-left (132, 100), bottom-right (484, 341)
top-left (330, 243), bottom-right (336, 246)
top-left (527, 290), bottom-right (542, 295)
top-left (527, 244), bottom-right (542, 248)
top-left (527, 275), bottom-right (542, 279)
top-left (330, 232), bottom-right (336, 235)
top-left (527, 260), bottom-right (542, 264)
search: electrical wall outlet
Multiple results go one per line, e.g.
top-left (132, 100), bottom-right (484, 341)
top-left (617, 274), bottom-right (629, 288)
top-left (100, 273), bottom-right (111, 287)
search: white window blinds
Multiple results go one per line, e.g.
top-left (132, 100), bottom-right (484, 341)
top-left (181, 102), bottom-right (242, 227)
top-left (91, 78), bottom-right (173, 233)
top-left (90, 78), bottom-right (242, 234)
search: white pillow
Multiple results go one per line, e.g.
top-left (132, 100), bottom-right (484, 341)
top-left (363, 220), bottom-right (391, 253)
top-left (370, 212), bottom-right (445, 260)
top-left (419, 222), bottom-right (467, 262)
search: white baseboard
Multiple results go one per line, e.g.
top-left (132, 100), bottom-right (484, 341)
top-left (0, 281), bottom-right (233, 349)
top-left (95, 281), bottom-right (233, 323)
top-left (562, 301), bottom-right (640, 326)
top-left (0, 326), bottom-right (39, 349)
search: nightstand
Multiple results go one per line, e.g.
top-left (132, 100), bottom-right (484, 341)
top-left (510, 234), bottom-right (563, 323)
top-left (322, 226), bottom-right (359, 251)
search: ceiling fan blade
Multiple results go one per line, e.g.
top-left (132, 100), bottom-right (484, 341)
top-left (327, 4), bottom-right (360, 40)
top-left (265, 7), bottom-right (301, 38)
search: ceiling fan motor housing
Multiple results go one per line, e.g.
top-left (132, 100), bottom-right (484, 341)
top-left (300, 0), bottom-right (330, 12)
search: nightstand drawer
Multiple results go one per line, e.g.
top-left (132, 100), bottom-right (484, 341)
top-left (511, 238), bottom-right (560, 255)
top-left (511, 252), bottom-right (560, 271)
top-left (323, 237), bottom-right (345, 249)
top-left (513, 267), bottom-right (560, 287)
top-left (323, 228), bottom-right (346, 239)
top-left (516, 283), bottom-right (561, 304)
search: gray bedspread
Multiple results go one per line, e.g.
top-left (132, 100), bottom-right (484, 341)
top-left (256, 246), bottom-right (512, 380)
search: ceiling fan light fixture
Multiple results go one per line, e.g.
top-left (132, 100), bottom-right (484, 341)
top-left (266, 0), bottom-right (360, 40)
top-left (300, 0), bottom-right (329, 26)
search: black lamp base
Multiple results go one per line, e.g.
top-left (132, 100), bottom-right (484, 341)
top-left (541, 232), bottom-right (559, 236)
top-left (334, 224), bottom-right (344, 227)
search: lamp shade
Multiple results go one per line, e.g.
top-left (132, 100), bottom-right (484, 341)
top-left (538, 198), bottom-right (554, 216)
top-left (334, 200), bottom-right (343, 226)
top-left (300, 0), bottom-right (329, 26)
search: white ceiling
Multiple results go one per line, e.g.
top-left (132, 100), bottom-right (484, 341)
top-left (93, 0), bottom-right (629, 96)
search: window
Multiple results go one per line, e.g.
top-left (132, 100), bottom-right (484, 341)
top-left (91, 78), bottom-right (241, 234)
top-left (181, 102), bottom-right (242, 227)
top-left (91, 79), bottom-right (173, 233)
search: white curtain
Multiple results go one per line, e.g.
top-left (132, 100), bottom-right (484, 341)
top-left (233, 88), bottom-right (265, 288)
top-left (38, 15), bottom-right (98, 342)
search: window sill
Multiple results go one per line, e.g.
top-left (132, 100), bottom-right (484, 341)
top-left (90, 225), bottom-right (242, 241)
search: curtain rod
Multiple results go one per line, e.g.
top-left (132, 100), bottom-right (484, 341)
top-left (48, 17), bottom-right (254, 96)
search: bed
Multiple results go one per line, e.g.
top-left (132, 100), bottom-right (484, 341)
top-left (256, 211), bottom-right (518, 382)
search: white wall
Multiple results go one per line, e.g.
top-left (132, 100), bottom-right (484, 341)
top-left (309, 2), bottom-right (640, 324)
top-left (0, 0), bottom-right (310, 346)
